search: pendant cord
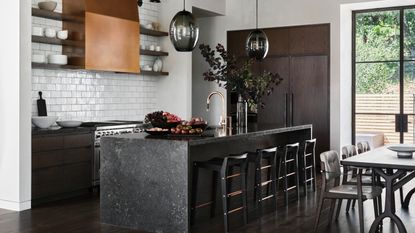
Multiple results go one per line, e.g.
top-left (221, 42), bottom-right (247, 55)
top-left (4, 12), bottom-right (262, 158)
top-left (256, 0), bottom-right (258, 29)
top-left (183, 0), bottom-right (185, 10)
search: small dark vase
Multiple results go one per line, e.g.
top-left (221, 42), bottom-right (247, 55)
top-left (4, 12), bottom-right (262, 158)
top-left (236, 94), bottom-right (248, 129)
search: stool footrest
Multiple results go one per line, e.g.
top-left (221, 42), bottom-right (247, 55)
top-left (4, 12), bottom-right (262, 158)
top-left (195, 201), bottom-right (213, 209)
top-left (228, 206), bottom-right (245, 215)
top-left (286, 186), bottom-right (298, 192)
top-left (285, 159), bottom-right (295, 163)
top-left (261, 194), bottom-right (275, 201)
top-left (286, 172), bottom-right (297, 177)
top-left (226, 173), bottom-right (241, 179)
top-left (227, 190), bottom-right (243, 197)
top-left (261, 180), bottom-right (273, 186)
top-left (260, 165), bottom-right (272, 170)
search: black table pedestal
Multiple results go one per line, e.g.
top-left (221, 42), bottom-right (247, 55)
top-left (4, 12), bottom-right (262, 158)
top-left (369, 169), bottom-right (407, 233)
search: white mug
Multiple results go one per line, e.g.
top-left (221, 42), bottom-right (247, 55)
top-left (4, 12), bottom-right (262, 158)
top-left (57, 30), bottom-right (68, 40)
top-left (32, 27), bottom-right (44, 37)
top-left (149, 45), bottom-right (155, 51)
top-left (155, 46), bottom-right (161, 52)
top-left (45, 28), bottom-right (56, 38)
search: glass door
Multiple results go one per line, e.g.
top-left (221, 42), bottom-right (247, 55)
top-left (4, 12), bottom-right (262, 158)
top-left (354, 9), bottom-right (401, 144)
top-left (403, 9), bottom-right (415, 143)
top-left (354, 7), bottom-right (415, 145)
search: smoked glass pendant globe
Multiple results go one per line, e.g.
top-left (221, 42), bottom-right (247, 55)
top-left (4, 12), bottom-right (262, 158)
top-left (169, 10), bottom-right (199, 52)
top-left (246, 29), bottom-right (269, 60)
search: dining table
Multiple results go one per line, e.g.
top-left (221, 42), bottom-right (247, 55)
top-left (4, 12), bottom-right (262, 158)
top-left (341, 146), bottom-right (415, 233)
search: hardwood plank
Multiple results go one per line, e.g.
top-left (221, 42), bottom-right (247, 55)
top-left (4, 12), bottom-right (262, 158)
top-left (5, 178), bottom-right (415, 233)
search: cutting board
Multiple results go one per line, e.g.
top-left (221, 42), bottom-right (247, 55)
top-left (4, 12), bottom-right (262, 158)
top-left (37, 91), bottom-right (47, 116)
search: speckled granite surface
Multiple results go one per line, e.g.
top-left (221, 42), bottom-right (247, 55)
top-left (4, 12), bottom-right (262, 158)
top-left (100, 137), bottom-right (189, 233)
top-left (100, 125), bottom-right (312, 233)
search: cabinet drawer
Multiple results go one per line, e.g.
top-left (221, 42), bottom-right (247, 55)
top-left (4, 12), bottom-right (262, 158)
top-left (32, 136), bottom-right (64, 152)
top-left (32, 166), bottom-right (64, 186)
top-left (32, 183), bottom-right (65, 199)
top-left (64, 133), bottom-right (92, 149)
top-left (64, 163), bottom-right (92, 191)
top-left (32, 151), bottom-right (64, 169)
top-left (63, 147), bottom-right (93, 164)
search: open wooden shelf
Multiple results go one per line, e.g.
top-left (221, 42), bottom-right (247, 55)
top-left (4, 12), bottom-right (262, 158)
top-left (32, 62), bottom-right (83, 70)
top-left (140, 26), bottom-right (169, 37)
top-left (32, 36), bottom-right (85, 47)
top-left (141, 70), bottom-right (169, 76)
top-left (140, 50), bottom-right (168, 56)
top-left (32, 63), bottom-right (169, 76)
top-left (32, 8), bottom-right (84, 23)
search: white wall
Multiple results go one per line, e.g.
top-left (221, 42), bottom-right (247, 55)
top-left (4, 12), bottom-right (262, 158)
top-left (193, 0), bottom-right (226, 15)
top-left (0, 0), bottom-right (32, 211)
top-left (157, 0), bottom-right (194, 120)
top-left (192, 17), bottom-right (227, 126)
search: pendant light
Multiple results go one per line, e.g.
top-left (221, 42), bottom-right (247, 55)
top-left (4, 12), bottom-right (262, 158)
top-left (246, 0), bottom-right (269, 60)
top-left (169, 0), bottom-right (199, 52)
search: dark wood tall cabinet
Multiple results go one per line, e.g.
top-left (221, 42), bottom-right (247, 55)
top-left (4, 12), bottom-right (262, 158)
top-left (227, 24), bottom-right (330, 157)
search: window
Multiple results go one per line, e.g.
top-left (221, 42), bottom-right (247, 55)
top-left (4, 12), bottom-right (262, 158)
top-left (353, 6), bottom-right (415, 144)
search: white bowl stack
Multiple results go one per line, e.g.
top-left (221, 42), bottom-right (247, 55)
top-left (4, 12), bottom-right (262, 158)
top-left (32, 116), bottom-right (58, 129)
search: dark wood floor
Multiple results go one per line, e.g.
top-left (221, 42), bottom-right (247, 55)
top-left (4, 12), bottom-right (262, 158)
top-left (2, 181), bottom-right (415, 233)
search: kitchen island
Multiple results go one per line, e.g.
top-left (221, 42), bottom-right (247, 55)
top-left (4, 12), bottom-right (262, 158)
top-left (100, 125), bottom-right (312, 233)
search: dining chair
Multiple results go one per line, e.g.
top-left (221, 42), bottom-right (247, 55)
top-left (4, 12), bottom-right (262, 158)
top-left (313, 150), bottom-right (382, 233)
top-left (357, 141), bottom-right (371, 153)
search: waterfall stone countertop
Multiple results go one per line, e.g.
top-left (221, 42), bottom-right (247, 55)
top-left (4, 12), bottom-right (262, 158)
top-left (104, 124), bottom-right (312, 145)
top-left (100, 124), bottom-right (313, 233)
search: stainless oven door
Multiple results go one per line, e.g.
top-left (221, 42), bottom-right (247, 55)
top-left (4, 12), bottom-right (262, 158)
top-left (93, 145), bottom-right (101, 186)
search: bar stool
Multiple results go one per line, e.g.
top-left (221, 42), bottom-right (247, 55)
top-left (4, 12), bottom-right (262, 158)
top-left (303, 139), bottom-right (317, 195)
top-left (247, 147), bottom-right (278, 214)
top-left (277, 142), bottom-right (300, 206)
top-left (191, 153), bottom-right (248, 233)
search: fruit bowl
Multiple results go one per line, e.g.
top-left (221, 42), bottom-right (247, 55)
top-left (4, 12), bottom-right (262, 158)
top-left (145, 128), bottom-right (170, 136)
top-left (145, 111), bottom-right (182, 129)
top-left (182, 117), bottom-right (208, 130)
top-left (151, 121), bottom-right (181, 129)
top-left (192, 123), bottom-right (208, 130)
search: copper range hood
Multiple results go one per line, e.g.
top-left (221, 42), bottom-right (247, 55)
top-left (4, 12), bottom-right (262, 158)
top-left (63, 0), bottom-right (140, 73)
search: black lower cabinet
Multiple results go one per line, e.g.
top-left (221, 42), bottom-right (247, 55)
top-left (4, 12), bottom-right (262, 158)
top-left (32, 132), bottom-right (94, 205)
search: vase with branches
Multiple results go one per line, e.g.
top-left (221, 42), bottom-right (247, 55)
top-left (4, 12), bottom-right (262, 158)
top-left (199, 43), bottom-right (283, 127)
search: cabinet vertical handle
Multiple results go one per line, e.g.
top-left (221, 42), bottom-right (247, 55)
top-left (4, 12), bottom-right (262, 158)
top-left (291, 93), bottom-right (294, 126)
top-left (285, 93), bottom-right (288, 127)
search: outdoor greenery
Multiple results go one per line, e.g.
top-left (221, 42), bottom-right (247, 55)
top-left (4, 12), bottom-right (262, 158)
top-left (355, 9), bottom-right (415, 94)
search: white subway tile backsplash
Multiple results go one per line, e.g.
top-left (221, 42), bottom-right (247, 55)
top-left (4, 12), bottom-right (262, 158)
top-left (32, 0), bottom-right (162, 121)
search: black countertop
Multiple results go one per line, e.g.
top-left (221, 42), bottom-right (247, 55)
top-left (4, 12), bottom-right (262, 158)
top-left (32, 126), bottom-right (95, 136)
top-left (108, 124), bottom-right (313, 146)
